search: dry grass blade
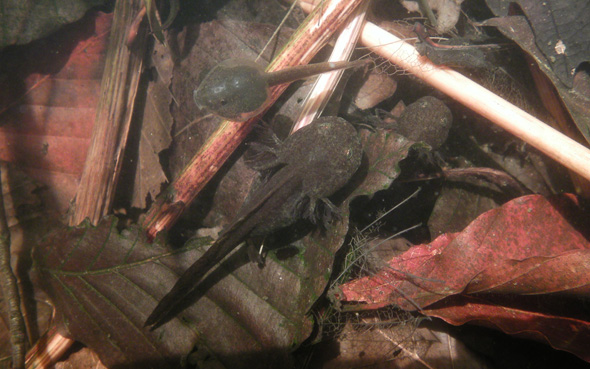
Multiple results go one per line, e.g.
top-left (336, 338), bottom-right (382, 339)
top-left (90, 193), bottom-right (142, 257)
top-left (143, 0), bottom-right (368, 240)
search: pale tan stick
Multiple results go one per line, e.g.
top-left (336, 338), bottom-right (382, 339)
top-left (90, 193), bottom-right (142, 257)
top-left (361, 21), bottom-right (590, 182)
top-left (293, 0), bottom-right (370, 132)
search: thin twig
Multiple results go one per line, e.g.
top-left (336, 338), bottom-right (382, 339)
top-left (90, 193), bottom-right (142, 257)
top-left (255, 0), bottom-right (298, 63)
top-left (0, 165), bottom-right (26, 369)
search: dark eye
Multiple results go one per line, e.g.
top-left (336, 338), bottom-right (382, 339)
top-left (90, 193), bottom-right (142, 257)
top-left (220, 99), bottom-right (227, 106)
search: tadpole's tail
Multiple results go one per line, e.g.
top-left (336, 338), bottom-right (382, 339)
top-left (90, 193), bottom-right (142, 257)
top-left (144, 232), bottom-right (241, 329)
top-left (145, 169), bottom-right (295, 329)
top-left (265, 58), bottom-right (370, 86)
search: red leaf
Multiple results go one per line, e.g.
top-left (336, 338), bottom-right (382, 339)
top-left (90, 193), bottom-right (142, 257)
top-left (334, 194), bottom-right (590, 360)
top-left (424, 295), bottom-right (590, 362)
top-left (0, 11), bottom-right (111, 212)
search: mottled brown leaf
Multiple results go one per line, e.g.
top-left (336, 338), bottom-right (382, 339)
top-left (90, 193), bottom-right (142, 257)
top-left (352, 129), bottom-right (415, 198)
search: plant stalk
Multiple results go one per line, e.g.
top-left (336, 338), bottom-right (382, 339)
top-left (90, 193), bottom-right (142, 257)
top-left (143, 0), bottom-right (368, 240)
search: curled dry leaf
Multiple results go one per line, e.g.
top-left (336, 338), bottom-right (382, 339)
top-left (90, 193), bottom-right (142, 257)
top-left (334, 193), bottom-right (590, 361)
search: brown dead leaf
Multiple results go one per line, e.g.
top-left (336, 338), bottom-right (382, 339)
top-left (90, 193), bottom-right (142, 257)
top-left (54, 346), bottom-right (107, 369)
top-left (354, 71), bottom-right (397, 110)
top-left (428, 181), bottom-right (501, 238)
top-left (129, 40), bottom-right (174, 209)
top-left (0, 11), bottom-right (111, 213)
top-left (310, 314), bottom-right (490, 369)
